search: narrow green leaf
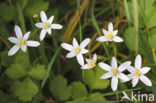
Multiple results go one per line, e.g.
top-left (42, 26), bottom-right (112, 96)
top-left (41, 47), bottom-right (61, 88)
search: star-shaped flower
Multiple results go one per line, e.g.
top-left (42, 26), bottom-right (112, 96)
top-left (8, 25), bottom-right (40, 56)
top-left (35, 11), bottom-right (63, 41)
top-left (96, 22), bottom-right (123, 42)
top-left (61, 38), bottom-right (90, 65)
top-left (99, 57), bottom-right (131, 91)
top-left (81, 54), bottom-right (97, 69)
top-left (127, 55), bottom-right (152, 87)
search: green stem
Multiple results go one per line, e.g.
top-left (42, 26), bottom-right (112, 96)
top-left (77, 0), bottom-right (82, 42)
top-left (132, 0), bottom-right (139, 55)
top-left (77, 0), bottom-right (84, 82)
top-left (152, 49), bottom-right (156, 64)
top-left (53, 37), bottom-right (61, 73)
top-left (116, 90), bottom-right (118, 102)
top-left (16, 3), bottom-right (26, 33)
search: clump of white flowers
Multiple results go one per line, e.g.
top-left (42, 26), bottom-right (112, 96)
top-left (127, 55), bottom-right (152, 87)
top-left (8, 25), bottom-right (40, 56)
top-left (61, 38), bottom-right (90, 65)
top-left (7, 9), bottom-right (152, 93)
top-left (81, 54), bottom-right (97, 69)
top-left (35, 11), bottom-right (63, 41)
top-left (96, 22), bottom-right (123, 43)
top-left (99, 57), bottom-right (131, 91)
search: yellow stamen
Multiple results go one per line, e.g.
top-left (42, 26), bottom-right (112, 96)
top-left (112, 69), bottom-right (118, 76)
top-left (18, 39), bottom-right (25, 46)
top-left (106, 32), bottom-right (113, 39)
top-left (87, 60), bottom-right (95, 68)
top-left (134, 70), bottom-right (140, 77)
top-left (74, 47), bottom-right (81, 54)
top-left (44, 23), bottom-right (50, 29)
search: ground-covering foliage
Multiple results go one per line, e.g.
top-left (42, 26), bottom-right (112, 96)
top-left (0, 0), bottom-right (156, 103)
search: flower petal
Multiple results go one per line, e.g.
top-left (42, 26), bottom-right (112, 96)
top-left (8, 45), bottom-right (20, 56)
top-left (112, 30), bottom-right (118, 36)
top-left (111, 76), bottom-right (118, 91)
top-left (132, 77), bottom-right (139, 87)
top-left (113, 36), bottom-right (123, 42)
top-left (101, 72), bottom-right (112, 79)
top-left (118, 73), bottom-right (129, 82)
top-left (40, 11), bottom-right (47, 22)
top-left (127, 74), bottom-right (133, 80)
top-left (46, 28), bottom-right (51, 34)
top-left (61, 43), bottom-right (73, 51)
top-left (73, 38), bottom-right (79, 47)
top-left (76, 54), bottom-right (84, 65)
top-left (111, 57), bottom-right (117, 68)
top-left (81, 64), bottom-right (90, 69)
top-left (135, 54), bottom-right (142, 69)
top-left (66, 52), bottom-right (76, 58)
top-left (27, 41), bottom-right (40, 47)
top-left (108, 22), bottom-right (113, 32)
top-left (80, 38), bottom-right (90, 48)
top-left (21, 45), bottom-right (27, 52)
top-left (35, 23), bottom-right (43, 28)
top-left (40, 29), bottom-right (47, 41)
top-left (102, 29), bottom-right (108, 35)
top-left (51, 24), bottom-right (63, 29)
top-left (127, 66), bottom-right (135, 73)
top-left (93, 54), bottom-right (97, 62)
top-left (140, 67), bottom-right (151, 74)
top-left (15, 25), bottom-right (22, 39)
top-left (48, 16), bottom-right (54, 24)
top-left (23, 31), bottom-right (30, 40)
top-left (118, 61), bottom-right (131, 72)
top-left (140, 75), bottom-right (152, 86)
top-left (81, 48), bottom-right (88, 54)
top-left (96, 36), bottom-right (107, 42)
top-left (98, 62), bottom-right (111, 71)
top-left (8, 37), bottom-right (18, 44)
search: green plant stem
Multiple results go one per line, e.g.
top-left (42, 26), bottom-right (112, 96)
top-left (132, 0), bottom-right (139, 55)
top-left (77, 0), bottom-right (82, 42)
top-left (152, 49), bottom-right (156, 64)
top-left (92, 0), bottom-right (110, 58)
top-left (123, 0), bottom-right (131, 26)
top-left (16, 3), bottom-right (26, 33)
top-left (77, 0), bottom-right (84, 82)
top-left (41, 47), bottom-right (61, 88)
top-left (53, 37), bottom-right (61, 73)
top-left (116, 90), bottom-right (118, 102)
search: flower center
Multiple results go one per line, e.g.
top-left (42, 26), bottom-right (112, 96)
top-left (134, 70), bottom-right (141, 77)
top-left (18, 39), bottom-right (25, 46)
top-left (112, 69), bottom-right (118, 76)
top-left (74, 47), bottom-right (81, 54)
top-left (44, 22), bottom-right (50, 29)
top-left (87, 60), bottom-right (95, 68)
top-left (106, 32), bottom-right (113, 39)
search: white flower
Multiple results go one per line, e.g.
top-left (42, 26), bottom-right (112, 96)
top-left (61, 38), bottom-right (90, 65)
top-left (35, 11), bottom-right (63, 41)
top-left (99, 57), bottom-right (131, 91)
top-left (96, 22), bottom-right (123, 42)
top-left (8, 25), bottom-right (40, 56)
top-left (127, 55), bottom-right (152, 87)
top-left (81, 54), bottom-right (97, 69)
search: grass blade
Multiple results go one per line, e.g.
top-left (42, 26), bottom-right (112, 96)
top-left (41, 47), bottom-right (61, 88)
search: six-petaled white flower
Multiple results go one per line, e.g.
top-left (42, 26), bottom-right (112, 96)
top-left (61, 38), bottom-right (90, 65)
top-left (127, 55), bottom-right (152, 87)
top-left (8, 25), bottom-right (40, 56)
top-left (99, 57), bottom-right (131, 91)
top-left (81, 54), bottom-right (97, 69)
top-left (35, 11), bottom-right (63, 41)
top-left (96, 22), bottom-right (123, 43)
